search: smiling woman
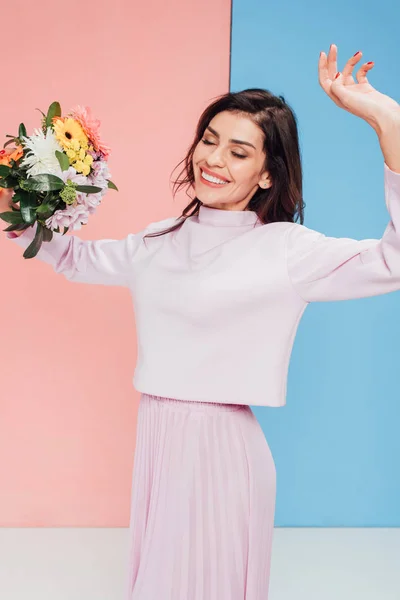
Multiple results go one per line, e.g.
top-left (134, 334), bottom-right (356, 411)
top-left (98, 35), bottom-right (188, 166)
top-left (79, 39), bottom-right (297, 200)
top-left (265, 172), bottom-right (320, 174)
top-left (143, 87), bottom-right (305, 241)
top-left (193, 112), bottom-right (272, 208)
top-left (6, 55), bottom-right (400, 598)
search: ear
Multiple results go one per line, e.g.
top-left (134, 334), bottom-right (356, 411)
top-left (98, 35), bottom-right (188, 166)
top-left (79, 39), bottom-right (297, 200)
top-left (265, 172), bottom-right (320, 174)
top-left (258, 171), bottom-right (272, 190)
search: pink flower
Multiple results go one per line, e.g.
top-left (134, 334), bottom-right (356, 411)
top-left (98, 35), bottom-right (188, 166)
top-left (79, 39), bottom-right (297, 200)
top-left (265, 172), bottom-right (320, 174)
top-left (45, 204), bottom-right (90, 231)
top-left (69, 105), bottom-right (112, 160)
top-left (77, 190), bottom-right (103, 214)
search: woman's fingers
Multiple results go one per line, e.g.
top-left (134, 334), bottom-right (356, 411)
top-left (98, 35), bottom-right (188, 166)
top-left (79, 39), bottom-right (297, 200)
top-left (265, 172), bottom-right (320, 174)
top-left (341, 49), bottom-right (363, 80)
top-left (326, 44), bottom-right (338, 80)
top-left (355, 62), bottom-right (374, 85)
top-left (319, 45), bottom-right (375, 106)
top-left (318, 46), bottom-right (346, 108)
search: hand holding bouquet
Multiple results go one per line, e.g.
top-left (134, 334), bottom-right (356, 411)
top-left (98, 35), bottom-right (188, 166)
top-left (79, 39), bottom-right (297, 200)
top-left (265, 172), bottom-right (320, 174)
top-left (0, 102), bottom-right (118, 258)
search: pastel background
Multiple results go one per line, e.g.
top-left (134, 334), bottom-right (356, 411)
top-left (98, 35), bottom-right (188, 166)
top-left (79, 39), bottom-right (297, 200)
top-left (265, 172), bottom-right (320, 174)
top-left (232, 0), bottom-right (400, 525)
top-left (0, 0), bottom-right (231, 526)
top-left (1, 0), bottom-right (399, 530)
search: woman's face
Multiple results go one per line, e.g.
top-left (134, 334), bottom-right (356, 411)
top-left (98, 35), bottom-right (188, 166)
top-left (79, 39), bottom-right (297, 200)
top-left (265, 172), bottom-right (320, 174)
top-left (192, 111), bottom-right (272, 211)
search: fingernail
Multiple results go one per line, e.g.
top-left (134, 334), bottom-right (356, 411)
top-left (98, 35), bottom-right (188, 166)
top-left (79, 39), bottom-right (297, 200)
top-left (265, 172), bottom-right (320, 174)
top-left (367, 61), bottom-right (374, 65)
top-left (335, 72), bottom-right (341, 79)
top-left (353, 51), bottom-right (361, 56)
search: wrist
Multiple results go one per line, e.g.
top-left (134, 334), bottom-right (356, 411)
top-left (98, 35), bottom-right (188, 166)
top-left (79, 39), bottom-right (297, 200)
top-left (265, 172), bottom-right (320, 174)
top-left (370, 109), bottom-right (400, 136)
top-left (374, 116), bottom-right (400, 173)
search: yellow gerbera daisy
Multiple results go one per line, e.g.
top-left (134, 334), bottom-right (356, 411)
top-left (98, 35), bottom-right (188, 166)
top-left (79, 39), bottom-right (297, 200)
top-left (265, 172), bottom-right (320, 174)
top-left (53, 117), bottom-right (88, 151)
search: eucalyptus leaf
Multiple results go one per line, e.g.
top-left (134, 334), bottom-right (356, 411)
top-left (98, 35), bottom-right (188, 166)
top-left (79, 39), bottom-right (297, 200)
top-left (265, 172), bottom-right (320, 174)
top-left (11, 190), bottom-right (23, 203)
top-left (36, 203), bottom-right (54, 219)
top-left (42, 227), bottom-right (53, 242)
top-left (75, 185), bottom-right (103, 194)
top-left (46, 101), bottom-right (62, 128)
top-left (0, 177), bottom-right (18, 188)
top-left (18, 123), bottom-right (27, 139)
top-left (55, 150), bottom-right (69, 172)
top-left (35, 108), bottom-right (47, 119)
top-left (19, 191), bottom-right (38, 224)
top-left (107, 180), bottom-right (118, 191)
top-left (3, 222), bottom-right (30, 232)
top-left (24, 174), bottom-right (64, 192)
top-left (0, 165), bottom-right (11, 177)
top-left (3, 139), bottom-right (18, 148)
top-left (0, 210), bottom-right (24, 224)
top-left (23, 222), bottom-right (44, 259)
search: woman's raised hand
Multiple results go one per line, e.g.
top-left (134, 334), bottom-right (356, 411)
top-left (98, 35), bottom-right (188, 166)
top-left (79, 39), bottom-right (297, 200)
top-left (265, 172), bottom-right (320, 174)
top-left (318, 44), bottom-right (400, 129)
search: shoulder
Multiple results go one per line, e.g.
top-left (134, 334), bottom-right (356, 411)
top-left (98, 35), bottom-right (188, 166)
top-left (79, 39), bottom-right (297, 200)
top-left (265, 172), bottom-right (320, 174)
top-left (255, 220), bottom-right (324, 250)
top-left (145, 215), bottom-right (182, 234)
top-left (284, 222), bottom-right (325, 250)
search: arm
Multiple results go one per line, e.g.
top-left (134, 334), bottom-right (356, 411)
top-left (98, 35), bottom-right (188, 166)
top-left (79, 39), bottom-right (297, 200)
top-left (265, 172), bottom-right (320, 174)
top-left (6, 217), bottom-right (177, 287)
top-left (286, 162), bottom-right (400, 302)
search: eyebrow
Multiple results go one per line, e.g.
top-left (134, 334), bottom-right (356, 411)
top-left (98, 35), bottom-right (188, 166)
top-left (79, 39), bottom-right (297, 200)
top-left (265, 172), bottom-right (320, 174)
top-left (206, 125), bottom-right (257, 150)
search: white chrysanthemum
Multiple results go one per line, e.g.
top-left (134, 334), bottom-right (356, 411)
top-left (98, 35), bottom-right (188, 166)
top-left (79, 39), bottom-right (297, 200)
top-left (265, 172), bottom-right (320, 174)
top-left (20, 128), bottom-right (65, 178)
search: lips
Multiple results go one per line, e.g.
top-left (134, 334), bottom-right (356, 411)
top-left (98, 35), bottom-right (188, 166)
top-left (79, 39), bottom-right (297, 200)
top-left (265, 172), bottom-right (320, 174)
top-left (200, 166), bottom-right (231, 182)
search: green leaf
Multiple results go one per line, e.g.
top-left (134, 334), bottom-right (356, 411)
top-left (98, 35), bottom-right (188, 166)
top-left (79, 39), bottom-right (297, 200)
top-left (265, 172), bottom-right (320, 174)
top-left (18, 123), bottom-right (27, 139)
top-left (55, 150), bottom-right (70, 172)
top-left (3, 138), bottom-right (18, 148)
top-left (35, 203), bottom-right (54, 219)
top-left (0, 165), bottom-right (11, 177)
top-left (0, 177), bottom-right (18, 188)
top-left (3, 222), bottom-right (30, 232)
top-left (62, 226), bottom-right (69, 235)
top-left (42, 226), bottom-right (53, 242)
top-left (35, 108), bottom-right (47, 119)
top-left (19, 191), bottom-right (38, 224)
top-left (24, 174), bottom-right (64, 192)
top-left (0, 210), bottom-right (24, 224)
top-left (75, 185), bottom-right (103, 194)
top-left (46, 101), bottom-right (62, 128)
top-left (107, 179), bottom-right (118, 191)
top-left (23, 222), bottom-right (44, 259)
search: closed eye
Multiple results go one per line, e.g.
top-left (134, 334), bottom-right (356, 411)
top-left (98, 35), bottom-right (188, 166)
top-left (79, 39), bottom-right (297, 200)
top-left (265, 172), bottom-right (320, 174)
top-left (201, 138), bottom-right (246, 159)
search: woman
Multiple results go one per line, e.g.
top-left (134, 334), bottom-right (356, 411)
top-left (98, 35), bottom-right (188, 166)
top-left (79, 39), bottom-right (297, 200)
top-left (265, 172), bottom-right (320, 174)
top-left (3, 45), bottom-right (400, 599)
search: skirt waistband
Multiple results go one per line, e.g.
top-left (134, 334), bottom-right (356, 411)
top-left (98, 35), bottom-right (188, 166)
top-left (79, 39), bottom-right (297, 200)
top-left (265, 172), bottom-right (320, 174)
top-left (141, 392), bottom-right (247, 413)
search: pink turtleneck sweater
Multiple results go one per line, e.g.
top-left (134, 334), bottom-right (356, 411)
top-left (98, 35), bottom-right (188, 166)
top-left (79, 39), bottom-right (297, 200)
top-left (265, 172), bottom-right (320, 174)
top-left (6, 162), bottom-right (400, 406)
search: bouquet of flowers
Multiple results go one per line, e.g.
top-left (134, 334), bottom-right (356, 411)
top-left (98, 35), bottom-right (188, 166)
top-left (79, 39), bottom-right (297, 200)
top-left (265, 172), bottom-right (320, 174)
top-left (0, 101), bottom-right (118, 258)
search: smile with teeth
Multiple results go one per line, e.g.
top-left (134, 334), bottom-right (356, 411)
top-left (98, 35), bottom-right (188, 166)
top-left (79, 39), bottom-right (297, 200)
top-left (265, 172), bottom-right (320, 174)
top-left (201, 169), bottom-right (230, 185)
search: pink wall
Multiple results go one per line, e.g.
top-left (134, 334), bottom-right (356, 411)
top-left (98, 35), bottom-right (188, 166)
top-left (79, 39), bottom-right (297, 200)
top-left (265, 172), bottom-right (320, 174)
top-left (0, 0), bottom-right (231, 526)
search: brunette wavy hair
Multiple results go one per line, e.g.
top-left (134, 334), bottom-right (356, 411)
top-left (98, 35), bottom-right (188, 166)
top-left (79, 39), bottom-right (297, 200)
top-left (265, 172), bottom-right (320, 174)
top-left (144, 87), bottom-right (305, 241)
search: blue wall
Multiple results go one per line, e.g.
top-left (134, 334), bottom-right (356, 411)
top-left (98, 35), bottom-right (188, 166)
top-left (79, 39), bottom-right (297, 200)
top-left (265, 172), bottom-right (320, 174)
top-left (230, 0), bottom-right (400, 526)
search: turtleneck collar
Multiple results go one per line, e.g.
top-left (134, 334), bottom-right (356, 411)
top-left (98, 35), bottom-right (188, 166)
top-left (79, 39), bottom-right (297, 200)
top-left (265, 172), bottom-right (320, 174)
top-left (197, 204), bottom-right (260, 227)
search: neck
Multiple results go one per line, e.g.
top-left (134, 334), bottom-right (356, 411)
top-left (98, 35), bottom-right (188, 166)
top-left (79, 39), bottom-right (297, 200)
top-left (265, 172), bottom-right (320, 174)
top-left (196, 204), bottom-right (260, 227)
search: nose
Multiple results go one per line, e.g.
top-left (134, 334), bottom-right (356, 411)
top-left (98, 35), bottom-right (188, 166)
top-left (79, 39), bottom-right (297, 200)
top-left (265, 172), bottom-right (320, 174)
top-left (205, 146), bottom-right (226, 168)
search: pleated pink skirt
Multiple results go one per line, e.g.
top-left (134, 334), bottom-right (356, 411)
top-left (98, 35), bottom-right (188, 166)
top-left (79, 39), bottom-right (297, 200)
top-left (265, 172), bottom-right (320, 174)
top-left (126, 392), bottom-right (276, 600)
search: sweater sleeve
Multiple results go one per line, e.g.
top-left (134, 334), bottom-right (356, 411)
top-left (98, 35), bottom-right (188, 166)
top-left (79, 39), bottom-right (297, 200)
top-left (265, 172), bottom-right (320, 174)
top-left (286, 162), bottom-right (400, 303)
top-left (6, 217), bottom-right (177, 287)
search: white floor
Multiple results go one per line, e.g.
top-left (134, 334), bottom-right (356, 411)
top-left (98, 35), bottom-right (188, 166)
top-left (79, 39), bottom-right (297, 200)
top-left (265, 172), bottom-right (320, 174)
top-left (0, 528), bottom-right (399, 599)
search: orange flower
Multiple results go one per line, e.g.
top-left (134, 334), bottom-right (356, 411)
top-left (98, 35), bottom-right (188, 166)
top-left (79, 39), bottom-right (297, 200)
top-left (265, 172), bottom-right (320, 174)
top-left (0, 146), bottom-right (23, 197)
top-left (0, 145), bottom-right (24, 166)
